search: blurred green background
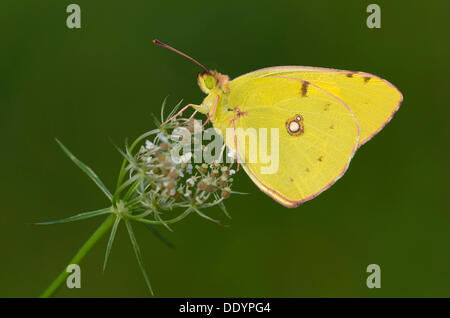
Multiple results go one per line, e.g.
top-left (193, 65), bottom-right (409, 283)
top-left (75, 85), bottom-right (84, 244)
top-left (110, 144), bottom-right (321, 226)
top-left (0, 0), bottom-right (449, 297)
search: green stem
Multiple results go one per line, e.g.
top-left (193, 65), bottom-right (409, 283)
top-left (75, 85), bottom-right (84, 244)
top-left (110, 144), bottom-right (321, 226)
top-left (40, 214), bottom-right (115, 298)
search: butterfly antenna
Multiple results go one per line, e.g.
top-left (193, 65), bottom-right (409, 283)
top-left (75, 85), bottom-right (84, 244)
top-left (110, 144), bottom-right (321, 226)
top-left (153, 39), bottom-right (210, 73)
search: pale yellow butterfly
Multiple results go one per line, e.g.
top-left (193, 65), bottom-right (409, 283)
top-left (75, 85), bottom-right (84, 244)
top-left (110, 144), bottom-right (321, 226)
top-left (154, 40), bottom-right (403, 207)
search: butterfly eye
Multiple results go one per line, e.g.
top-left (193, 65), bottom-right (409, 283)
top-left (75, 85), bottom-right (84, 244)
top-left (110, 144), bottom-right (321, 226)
top-left (204, 75), bottom-right (215, 90)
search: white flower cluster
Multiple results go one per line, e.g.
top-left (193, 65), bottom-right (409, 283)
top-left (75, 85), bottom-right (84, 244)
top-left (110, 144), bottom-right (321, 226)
top-left (123, 117), bottom-right (236, 224)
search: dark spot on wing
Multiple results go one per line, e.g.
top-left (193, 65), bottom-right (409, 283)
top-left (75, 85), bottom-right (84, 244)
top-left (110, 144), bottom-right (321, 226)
top-left (324, 103), bottom-right (330, 111)
top-left (364, 76), bottom-right (371, 83)
top-left (286, 114), bottom-right (304, 136)
top-left (290, 178), bottom-right (294, 182)
top-left (330, 125), bottom-right (334, 129)
top-left (306, 168), bottom-right (310, 173)
top-left (301, 81), bottom-right (309, 97)
top-left (318, 156), bottom-right (323, 162)
top-left (346, 73), bottom-right (355, 78)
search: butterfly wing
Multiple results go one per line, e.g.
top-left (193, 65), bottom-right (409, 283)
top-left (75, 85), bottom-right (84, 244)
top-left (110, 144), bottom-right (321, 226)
top-left (224, 76), bottom-right (359, 207)
top-left (231, 66), bottom-right (403, 146)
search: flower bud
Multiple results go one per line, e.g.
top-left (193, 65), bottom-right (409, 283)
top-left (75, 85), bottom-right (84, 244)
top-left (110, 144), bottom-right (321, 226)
top-left (162, 161), bottom-right (172, 168)
top-left (159, 143), bottom-right (169, 151)
top-left (211, 169), bottom-right (219, 178)
top-left (206, 184), bottom-right (217, 193)
top-left (152, 167), bottom-right (161, 175)
top-left (199, 163), bottom-right (208, 174)
top-left (221, 187), bottom-right (231, 198)
top-left (165, 182), bottom-right (175, 190)
top-left (168, 170), bottom-right (178, 179)
top-left (198, 179), bottom-right (208, 191)
top-left (221, 166), bottom-right (229, 175)
top-left (219, 176), bottom-right (228, 188)
top-left (156, 153), bottom-right (166, 163)
top-left (172, 191), bottom-right (181, 200)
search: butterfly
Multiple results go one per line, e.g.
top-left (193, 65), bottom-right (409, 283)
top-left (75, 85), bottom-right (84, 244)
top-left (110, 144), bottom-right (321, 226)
top-left (153, 40), bottom-right (403, 207)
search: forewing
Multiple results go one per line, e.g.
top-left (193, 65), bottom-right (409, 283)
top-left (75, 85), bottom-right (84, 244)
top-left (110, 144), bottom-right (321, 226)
top-left (231, 66), bottom-right (403, 146)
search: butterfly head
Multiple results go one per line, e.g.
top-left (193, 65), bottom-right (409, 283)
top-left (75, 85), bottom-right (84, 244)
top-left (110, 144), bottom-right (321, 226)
top-left (197, 71), bottom-right (229, 94)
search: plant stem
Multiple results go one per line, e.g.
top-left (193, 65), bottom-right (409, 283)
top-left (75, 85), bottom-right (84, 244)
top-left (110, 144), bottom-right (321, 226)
top-left (40, 214), bottom-right (115, 298)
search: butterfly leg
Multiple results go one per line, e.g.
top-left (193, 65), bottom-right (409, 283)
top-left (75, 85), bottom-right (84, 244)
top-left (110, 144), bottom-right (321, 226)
top-left (162, 103), bottom-right (207, 125)
top-left (230, 119), bottom-right (240, 171)
top-left (228, 108), bottom-right (247, 171)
